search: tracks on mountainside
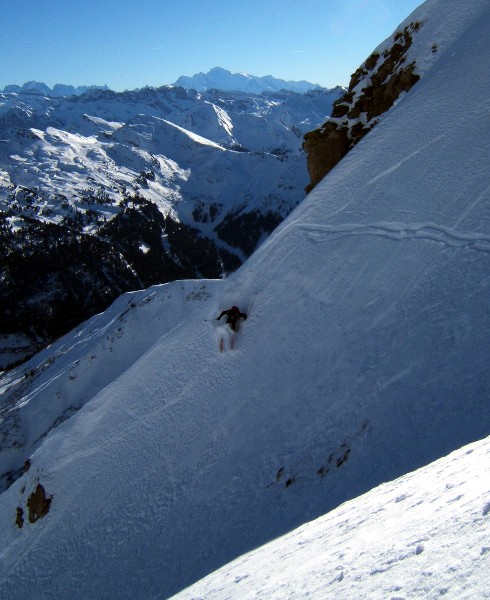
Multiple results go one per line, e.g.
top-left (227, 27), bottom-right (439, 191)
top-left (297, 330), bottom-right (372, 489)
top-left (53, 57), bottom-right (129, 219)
top-left (295, 222), bottom-right (490, 253)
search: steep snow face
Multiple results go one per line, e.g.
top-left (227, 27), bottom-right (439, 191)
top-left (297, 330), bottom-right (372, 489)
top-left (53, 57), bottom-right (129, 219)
top-left (174, 435), bottom-right (490, 599)
top-left (0, 280), bottom-right (221, 492)
top-left (0, 1), bottom-right (489, 598)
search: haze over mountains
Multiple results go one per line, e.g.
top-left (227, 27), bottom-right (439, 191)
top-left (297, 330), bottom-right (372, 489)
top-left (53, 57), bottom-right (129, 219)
top-left (1, 0), bottom-right (489, 598)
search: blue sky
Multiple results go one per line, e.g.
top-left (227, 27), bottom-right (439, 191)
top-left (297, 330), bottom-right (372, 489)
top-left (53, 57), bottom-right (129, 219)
top-left (1, 0), bottom-right (424, 91)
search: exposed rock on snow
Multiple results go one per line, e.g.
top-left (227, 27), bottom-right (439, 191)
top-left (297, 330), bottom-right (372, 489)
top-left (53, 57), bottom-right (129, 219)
top-left (26, 483), bottom-right (52, 523)
top-left (304, 22), bottom-right (422, 191)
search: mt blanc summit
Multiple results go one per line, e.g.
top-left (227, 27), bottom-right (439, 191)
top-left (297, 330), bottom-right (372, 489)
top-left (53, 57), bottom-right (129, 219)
top-left (174, 66), bottom-right (324, 94)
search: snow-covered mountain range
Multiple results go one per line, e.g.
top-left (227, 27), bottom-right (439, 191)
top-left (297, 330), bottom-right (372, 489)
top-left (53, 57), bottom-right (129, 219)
top-left (0, 82), bottom-right (342, 366)
top-left (174, 66), bottom-right (322, 94)
top-left (0, 67), bottom-right (322, 97)
top-left (0, 81), bottom-right (110, 97)
top-left (1, 0), bottom-right (489, 598)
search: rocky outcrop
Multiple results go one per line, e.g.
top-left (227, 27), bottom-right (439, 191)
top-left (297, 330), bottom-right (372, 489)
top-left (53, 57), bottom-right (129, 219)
top-left (303, 22), bottom-right (423, 192)
top-left (15, 482), bottom-right (53, 528)
top-left (27, 483), bottom-right (52, 523)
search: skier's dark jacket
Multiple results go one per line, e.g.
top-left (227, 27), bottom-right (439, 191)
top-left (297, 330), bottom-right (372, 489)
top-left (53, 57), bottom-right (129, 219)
top-left (217, 306), bottom-right (247, 331)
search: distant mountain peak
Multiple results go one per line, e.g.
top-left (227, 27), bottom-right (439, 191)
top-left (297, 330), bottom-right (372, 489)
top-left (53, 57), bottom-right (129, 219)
top-left (0, 81), bottom-right (111, 97)
top-left (174, 67), bottom-right (323, 94)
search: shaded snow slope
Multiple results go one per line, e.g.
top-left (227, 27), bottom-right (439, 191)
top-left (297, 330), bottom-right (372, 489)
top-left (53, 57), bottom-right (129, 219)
top-left (0, 1), bottom-right (489, 598)
top-left (174, 435), bottom-right (490, 599)
top-left (0, 280), bottom-right (221, 492)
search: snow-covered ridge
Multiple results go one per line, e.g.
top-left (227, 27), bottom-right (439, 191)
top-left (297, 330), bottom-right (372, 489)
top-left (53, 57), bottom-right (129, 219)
top-left (0, 85), bottom-right (340, 216)
top-left (1, 68), bottom-right (325, 98)
top-left (0, 280), bottom-right (219, 492)
top-left (304, 0), bottom-right (490, 191)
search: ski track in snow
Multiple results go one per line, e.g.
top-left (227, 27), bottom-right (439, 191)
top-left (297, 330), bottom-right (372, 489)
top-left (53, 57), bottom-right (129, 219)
top-left (296, 222), bottom-right (490, 253)
top-left (452, 182), bottom-right (490, 230)
top-left (366, 133), bottom-right (447, 186)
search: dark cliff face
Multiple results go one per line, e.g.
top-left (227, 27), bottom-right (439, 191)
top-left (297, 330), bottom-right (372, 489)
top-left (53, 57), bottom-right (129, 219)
top-left (303, 22), bottom-right (423, 192)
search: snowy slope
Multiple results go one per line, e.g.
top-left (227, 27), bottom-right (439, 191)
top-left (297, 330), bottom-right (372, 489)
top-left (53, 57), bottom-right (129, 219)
top-left (0, 0), bottom-right (489, 598)
top-left (0, 87), bottom-right (321, 215)
top-left (0, 84), bottom-right (339, 228)
top-left (0, 280), bottom-right (220, 491)
top-left (174, 435), bottom-right (490, 599)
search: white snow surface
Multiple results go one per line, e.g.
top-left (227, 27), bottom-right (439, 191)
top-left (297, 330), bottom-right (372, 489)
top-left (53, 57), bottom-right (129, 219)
top-left (174, 436), bottom-right (490, 599)
top-left (0, 85), bottom-right (337, 231)
top-left (1, 0), bottom-right (490, 598)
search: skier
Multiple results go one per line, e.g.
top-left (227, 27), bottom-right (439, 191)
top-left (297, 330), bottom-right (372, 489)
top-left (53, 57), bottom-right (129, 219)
top-left (217, 305), bottom-right (247, 332)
